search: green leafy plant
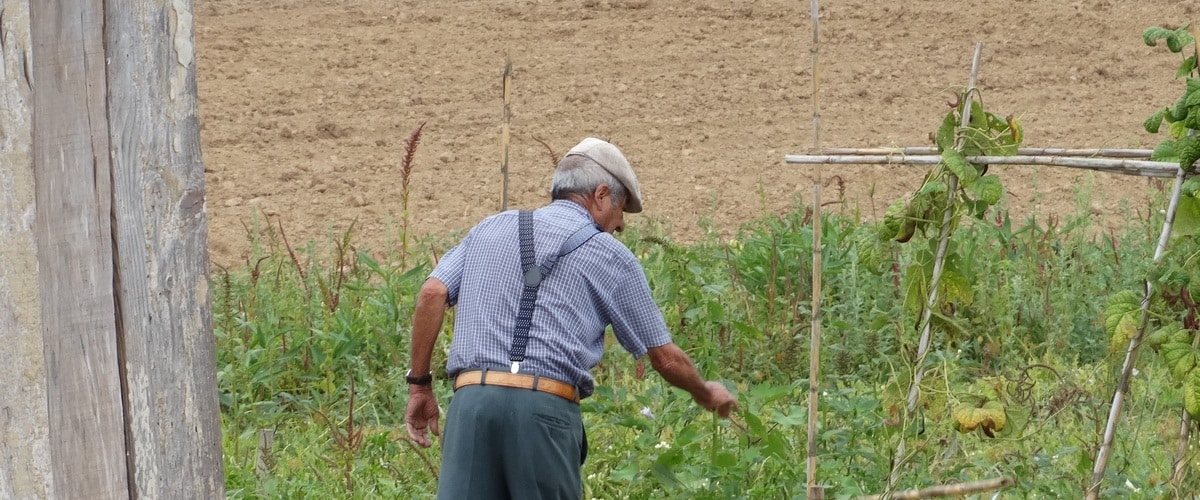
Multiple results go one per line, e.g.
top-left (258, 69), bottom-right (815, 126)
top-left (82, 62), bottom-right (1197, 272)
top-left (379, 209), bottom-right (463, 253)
top-left (1106, 24), bottom-right (1200, 419)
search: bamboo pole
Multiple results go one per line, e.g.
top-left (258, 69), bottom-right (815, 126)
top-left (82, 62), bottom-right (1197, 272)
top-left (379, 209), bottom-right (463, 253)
top-left (784, 154), bottom-right (1191, 178)
top-left (806, 0), bottom-right (824, 498)
top-left (854, 476), bottom-right (1015, 500)
top-left (819, 147), bottom-right (1153, 158)
top-left (500, 53), bottom-right (513, 211)
top-left (887, 43), bottom-right (983, 492)
top-left (1087, 163), bottom-right (1187, 498)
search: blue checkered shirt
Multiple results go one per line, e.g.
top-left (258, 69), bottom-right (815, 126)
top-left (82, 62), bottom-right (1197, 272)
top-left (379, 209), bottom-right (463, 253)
top-left (429, 200), bottom-right (672, 398)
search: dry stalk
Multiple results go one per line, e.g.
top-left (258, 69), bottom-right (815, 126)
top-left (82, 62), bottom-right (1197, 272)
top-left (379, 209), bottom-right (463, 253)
top-left (400, 121), bottom-right (426, 268)
top-left (532, 136), bottom-right (561, 167)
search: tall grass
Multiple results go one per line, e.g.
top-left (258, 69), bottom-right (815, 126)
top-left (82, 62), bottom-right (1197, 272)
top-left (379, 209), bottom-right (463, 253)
top-left (215, 190), bottom-right (1198, 498)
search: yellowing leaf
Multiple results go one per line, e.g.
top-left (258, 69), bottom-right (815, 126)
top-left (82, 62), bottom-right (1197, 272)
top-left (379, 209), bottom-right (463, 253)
top-left (953, 401), bottom-right (1006, 437)
top-left (939, 270), bottom-right (973, 307)
top-left (1105, 291), bottom-right (1143, 354)
top-left (1186, 369), bottom-right (1200, 419)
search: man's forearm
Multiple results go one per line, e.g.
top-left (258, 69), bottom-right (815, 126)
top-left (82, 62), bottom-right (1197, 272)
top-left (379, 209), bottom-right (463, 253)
top-left (409, 279), bottom-right (449, 375)
top-left (646, 343), bottom-right (707, 398)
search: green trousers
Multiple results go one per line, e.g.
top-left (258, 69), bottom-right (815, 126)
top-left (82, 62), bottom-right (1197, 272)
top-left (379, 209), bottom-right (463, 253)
top-left (437, 385), bottom-right (586, 500)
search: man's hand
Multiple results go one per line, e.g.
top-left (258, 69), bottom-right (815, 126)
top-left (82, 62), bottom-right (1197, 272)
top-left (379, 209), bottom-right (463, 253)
top-left (405, 386), bottom-right (441, 447)
top-left (647, 343), bottom-right (739, 418)
top-left (693, 381), bottom-right (738, 418)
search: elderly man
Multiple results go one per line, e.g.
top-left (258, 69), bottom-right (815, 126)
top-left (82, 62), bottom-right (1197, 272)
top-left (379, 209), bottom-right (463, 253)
top-left (404, 137), bottom-right (737, 499)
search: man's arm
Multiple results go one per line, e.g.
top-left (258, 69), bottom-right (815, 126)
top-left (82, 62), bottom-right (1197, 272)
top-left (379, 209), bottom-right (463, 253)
top-left (405, 278), bottom-right (449, 447)
top-left (646, 342), bottom-right (737, 418)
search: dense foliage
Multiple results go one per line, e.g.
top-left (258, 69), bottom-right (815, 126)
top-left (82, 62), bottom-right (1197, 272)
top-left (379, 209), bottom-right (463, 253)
top-left (215, 189), bottom-right (1199, 498)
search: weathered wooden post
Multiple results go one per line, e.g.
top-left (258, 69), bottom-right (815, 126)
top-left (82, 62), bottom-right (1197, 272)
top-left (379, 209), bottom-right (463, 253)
top-left (0, 0), bottom-right (224, 497)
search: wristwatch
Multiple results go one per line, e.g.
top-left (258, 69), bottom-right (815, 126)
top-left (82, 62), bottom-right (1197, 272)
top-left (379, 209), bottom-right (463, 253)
top-left (405, 369), bottom-right (433, 386)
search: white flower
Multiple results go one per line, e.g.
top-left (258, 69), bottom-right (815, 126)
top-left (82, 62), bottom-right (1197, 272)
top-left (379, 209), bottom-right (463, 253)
top-left (641, 406), bottom-right (655, 419)
top-left (655, 441), bottom-right (670, 450)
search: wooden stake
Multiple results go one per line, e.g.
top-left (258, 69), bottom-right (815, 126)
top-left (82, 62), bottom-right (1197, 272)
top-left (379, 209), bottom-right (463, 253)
top-left (807, 0), bottom-right (824, 498)
top-left (500, 53), bottom-right (513, 211)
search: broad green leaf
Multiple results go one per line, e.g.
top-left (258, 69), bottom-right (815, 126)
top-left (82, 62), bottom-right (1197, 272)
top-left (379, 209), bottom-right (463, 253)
top-left (1145, 26), bottom-right (1177, 47)
top-left (969, 100), bottom-right (987, 131)
top-left (1177, 134), bottom-right (1200, 172)
top-left (1186, 83), bottom-right (1200, 107)
top-left (855, 230), bottom-right (890, 274)
top-left (1105, 290), bottom-right (1142, 354)
top-left (771, 412), bottom-right (807, 428)
top-left (1148, 323), bottom-right (1185, 348)
top-left (1171, 120), bottom-right (1190, 139)
top-left (1162, 341), bottom-right (1198, 381)
top-left (743, 409), bottom-right (766, 435)
top-left (1174, 196), bottom-right (1200, 237)
top-left (935, 110), bottom-right (957, 152)
top-left (1152, 138), bottom-right (1180, 162)
top-left (650, 461), bottom-right (681, 489)
top-left (882, 198), bottom-right (907, 241)
top-left (713, 451), bottom-right (737, 468)
top-left (917, 180), bottom-right (948, 197)
top-left (1182, 177), bottom-right (1200, 197)
top-left (1186, 369), bottom-right (1200, 419)
top-left (942, 149), bottom-right (979, 186)
top-left (750, 382), bottom-right (795, 403)
top-left (1181, 55), bottom-right (1199, 79)
top-left (967, 174), bottom-right (1004, 206)
top-left (903, 264), bottom-right (929, 313)
top-left (1146, 108), bottom-right (1170, 134)
top-left (1169, 32), bottom-right (1187, 53)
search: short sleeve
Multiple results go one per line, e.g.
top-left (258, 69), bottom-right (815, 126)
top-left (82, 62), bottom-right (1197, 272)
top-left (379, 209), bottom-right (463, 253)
top-left (430, 237), bottom-right (469, 306)
top-left (602, 250), bottom-right (673, 358)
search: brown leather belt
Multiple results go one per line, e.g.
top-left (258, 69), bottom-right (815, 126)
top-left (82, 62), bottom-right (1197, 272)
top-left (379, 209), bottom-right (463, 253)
top-left (453, 370), bottom-right (579, 404)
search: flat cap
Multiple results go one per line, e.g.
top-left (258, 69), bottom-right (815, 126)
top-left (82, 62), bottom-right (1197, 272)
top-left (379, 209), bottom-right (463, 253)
top-left (562, 137), bottom-right (644, 213)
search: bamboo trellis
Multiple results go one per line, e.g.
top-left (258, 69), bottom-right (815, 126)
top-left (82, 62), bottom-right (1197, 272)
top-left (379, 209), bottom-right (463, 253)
top-left (785, 152), bottom-right (1190, 178)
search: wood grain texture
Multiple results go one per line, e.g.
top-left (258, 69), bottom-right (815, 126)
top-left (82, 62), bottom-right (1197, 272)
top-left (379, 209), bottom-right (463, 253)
top-left (106, 0), bottom-right (224, 497)
top-left (0, 1), bottom-right (54, 497)
top-left (29, 0), bottom-right (130, 497)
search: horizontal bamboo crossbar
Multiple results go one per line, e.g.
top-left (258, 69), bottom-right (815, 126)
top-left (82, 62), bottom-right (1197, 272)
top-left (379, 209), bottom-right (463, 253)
top-left (854, 476), bottom-right (1015, 500)
top-left (785, 154), bottom-right (1191, 178)
top-left (819, 147), bottom-right (1153, 158)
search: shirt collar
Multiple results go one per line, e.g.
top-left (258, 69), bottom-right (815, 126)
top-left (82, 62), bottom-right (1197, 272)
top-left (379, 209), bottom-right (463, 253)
top-left (547, 199), bottom-right (596, 224)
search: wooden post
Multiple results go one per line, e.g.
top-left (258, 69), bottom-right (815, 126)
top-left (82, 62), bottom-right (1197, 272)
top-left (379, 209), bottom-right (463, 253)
top-left (106, 0), bottom-right (224, 496)
top-left (0, 1), bottom-right (54, 498)
top-left (30, 0), bottom-right (131, 496)
top-left (0, 0), bottom-right (223, 497)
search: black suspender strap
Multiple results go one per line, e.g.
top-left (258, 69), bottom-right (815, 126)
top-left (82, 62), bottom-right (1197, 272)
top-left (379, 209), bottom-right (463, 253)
top-left (509, 210), bottom-right (601, 373)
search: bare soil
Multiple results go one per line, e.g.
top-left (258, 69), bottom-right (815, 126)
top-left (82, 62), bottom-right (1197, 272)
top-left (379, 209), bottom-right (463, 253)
top-left (196, 0), bottom-right (1200, 266)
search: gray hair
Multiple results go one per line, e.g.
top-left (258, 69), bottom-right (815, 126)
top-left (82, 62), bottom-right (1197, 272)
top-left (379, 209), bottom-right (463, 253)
top-left (550, 154), bottom-right (628, 207)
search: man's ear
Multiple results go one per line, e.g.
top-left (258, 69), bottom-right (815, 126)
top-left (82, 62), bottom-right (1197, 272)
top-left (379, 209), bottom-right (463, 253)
top-left (593, 184), bottom-right (612, 203)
